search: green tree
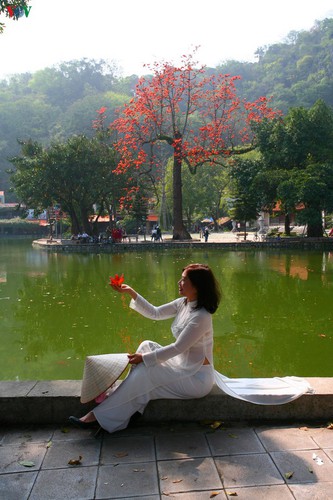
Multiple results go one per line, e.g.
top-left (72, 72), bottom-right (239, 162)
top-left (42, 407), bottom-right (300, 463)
top-left (254, 100), bottom-right (333, 236)
top-left (217, 18), bottom-right (333, 112)
top-left (163, 157), bottom-right (230, 231)
top-left (9, 135), bottom-right (128, 235)
top-left (28, 59), bottom-right (118, 110)
top-left (229, 158), bottom-right (261, 238)
top-left (0, 94), bottom-right (60, 199)
top-left (292, 164), bottom-right (333, 237)
top-left (7, 139), bottom-right (49, 208)
top-left (58, 91), bottom-right (129, 138)
top-left (120, 180), bottom-right (149, 234)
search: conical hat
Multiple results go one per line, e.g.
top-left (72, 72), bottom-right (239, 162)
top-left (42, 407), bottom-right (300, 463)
top-left (80, 353), bottom-right (129, 403)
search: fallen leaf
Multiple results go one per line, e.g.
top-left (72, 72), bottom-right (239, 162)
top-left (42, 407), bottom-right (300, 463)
top-left (68, 455), bottom-right (82, 466)
top-left (228, 433), bottom-right (238, 439)
top-left (284, 471), bottom-right (294, 479)
top-left (200, 419), bottom-right (225, 431)
top-left (299, 426), bottom-right (308, 431)
top-left (327, 422), bottom-right (333, 430)
top-left (226, 492), bottom-right (238, 497)
top-left (210, 492), bottom-right (222, 498)
top-left (172, 479), bottom-right (183, 483)
top-left (114, 451), bottom-right (128, 458)
top-left (46, 441), bottom-right (52, 449)
top-left (210, 421), bottom-right (224, 430)
top-left (19, 460), bottom-right (35, 468)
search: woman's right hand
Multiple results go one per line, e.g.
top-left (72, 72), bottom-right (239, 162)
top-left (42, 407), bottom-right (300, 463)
top-left (110, 283), bottom-right (137, 300)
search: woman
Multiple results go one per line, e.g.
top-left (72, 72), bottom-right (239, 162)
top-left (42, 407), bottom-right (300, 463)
top-left (69, 263), bottom-right (221, 433)
top-left (70, 262), bottom-right (313, 432)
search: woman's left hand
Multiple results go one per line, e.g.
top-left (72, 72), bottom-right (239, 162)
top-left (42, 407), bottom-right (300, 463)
top-left (128, 353), bottom-right (143, 364)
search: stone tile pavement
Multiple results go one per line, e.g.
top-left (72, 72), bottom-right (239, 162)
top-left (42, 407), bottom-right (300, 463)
top-left (1, 420), bottom-right (333, 499)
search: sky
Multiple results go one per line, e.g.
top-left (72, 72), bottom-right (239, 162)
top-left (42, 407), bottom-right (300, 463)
top-left (0, 0), bottom-right (333, 79)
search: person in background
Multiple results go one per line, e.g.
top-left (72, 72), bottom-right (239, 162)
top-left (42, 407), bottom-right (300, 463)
top-left (151, 226), bottom-right (157, 241)
top-left (156, 225), bottom-right (163, 242)
top-left (203, 226), bottom-right (209, 242)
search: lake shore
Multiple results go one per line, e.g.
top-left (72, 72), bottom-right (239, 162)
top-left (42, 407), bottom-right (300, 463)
top-left (32, 231), bottom-right (333, 252)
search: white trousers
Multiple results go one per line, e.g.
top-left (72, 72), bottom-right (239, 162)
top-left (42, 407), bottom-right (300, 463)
top-left (93, 363), bottom-right (214, 434)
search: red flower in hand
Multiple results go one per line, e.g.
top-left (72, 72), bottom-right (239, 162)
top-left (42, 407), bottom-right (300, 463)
top-left (110, 273), bottom-right (124, 286)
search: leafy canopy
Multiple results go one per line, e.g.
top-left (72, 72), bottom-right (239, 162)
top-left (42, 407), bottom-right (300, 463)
top-left (112, 52), bottom-right (278, 174)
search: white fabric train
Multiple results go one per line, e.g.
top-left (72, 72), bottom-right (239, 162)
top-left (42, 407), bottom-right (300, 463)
top-left (214, 371), bottom-right (314, 405)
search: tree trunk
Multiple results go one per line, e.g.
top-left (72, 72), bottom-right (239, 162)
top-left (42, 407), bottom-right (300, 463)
top-left (81, 206), bottom-right (92, 234)
top-left (284, 213), bottom-right (291, 236)
top-left (172, 134), bottom-right (191, 240)
top-left (160, 162), bottom-right (168, 229)
top-left (68, 207), bottom-right (80, 234)
top-left (307, 223), bottom-right (323, 237)
top-left (306, 209), bottom-right (323, 237)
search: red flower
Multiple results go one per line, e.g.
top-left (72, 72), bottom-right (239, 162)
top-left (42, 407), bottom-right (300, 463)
top-left (109, 274), bottom-right (124, 286)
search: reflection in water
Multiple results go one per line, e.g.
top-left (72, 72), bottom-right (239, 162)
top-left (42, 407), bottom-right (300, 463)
top-left (219, 250), bottom-right (333, 379)
top-left (0, 239), bottom-right (333, 380)
top-left (268, 251), bottom-right (333, 284)
top-left (268, 254), bottom-right (309, 280)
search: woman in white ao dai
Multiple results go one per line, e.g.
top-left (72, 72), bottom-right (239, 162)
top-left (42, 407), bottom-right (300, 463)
top-left (70, 263), bottom-right (312, 433)
top-left (70, 263), bottom-right (221, 434)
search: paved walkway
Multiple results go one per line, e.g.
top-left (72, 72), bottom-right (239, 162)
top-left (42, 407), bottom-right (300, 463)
top-left (190, 231), bottom-right (263, 243)
top-left (1, 419), bottom-right (333, 499)
top-left (145, 231), bottom-right (265, 244)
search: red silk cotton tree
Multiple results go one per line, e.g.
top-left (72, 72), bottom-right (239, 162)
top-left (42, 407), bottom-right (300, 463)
top-left (111, 52), bottom-right (277, 240)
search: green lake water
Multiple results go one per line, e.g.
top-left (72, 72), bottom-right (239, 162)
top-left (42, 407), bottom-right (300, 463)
top-left (0, 238), bottom-right (332, 381)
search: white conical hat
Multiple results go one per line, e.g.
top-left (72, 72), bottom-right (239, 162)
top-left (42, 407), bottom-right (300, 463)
top-left (80, 353), bottom-right (129, 404)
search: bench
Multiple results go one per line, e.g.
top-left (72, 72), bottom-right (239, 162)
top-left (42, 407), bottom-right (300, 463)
top-left (235, 232), bottom-right (248, 241)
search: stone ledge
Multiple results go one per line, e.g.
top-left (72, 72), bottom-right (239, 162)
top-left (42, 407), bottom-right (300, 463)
top-left (1, 378), bottom-right (332, 426)
top-left (32, 237), bottom-right (333, 253)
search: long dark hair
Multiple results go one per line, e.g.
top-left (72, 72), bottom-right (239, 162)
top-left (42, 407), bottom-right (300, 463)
top-left (183, 263), bottom-right (221, 314)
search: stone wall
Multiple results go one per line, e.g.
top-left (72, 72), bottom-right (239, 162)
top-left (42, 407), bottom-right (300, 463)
top-left (32, 237), bottom-right (333, 253)
top-left (1, 378), bottom-right (332, 425)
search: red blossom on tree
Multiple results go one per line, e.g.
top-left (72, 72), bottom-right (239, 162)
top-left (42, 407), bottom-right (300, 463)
top-left (92, 106), bottom-right (108, 131)
top-left (110, 51), bottom-right (279, 239)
